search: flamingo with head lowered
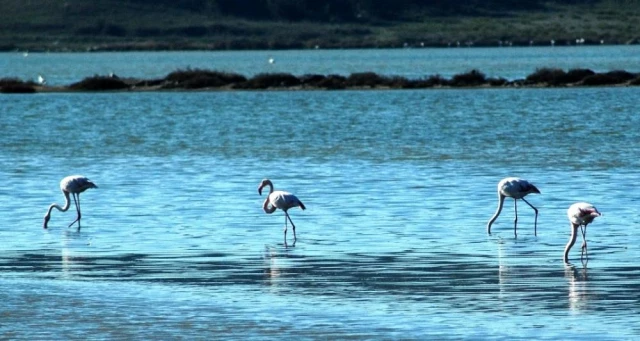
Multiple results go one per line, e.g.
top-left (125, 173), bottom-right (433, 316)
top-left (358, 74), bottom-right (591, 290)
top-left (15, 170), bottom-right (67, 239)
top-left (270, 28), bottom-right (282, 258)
top-left (258, 179), bottom-right (306, 242)
top-left (487, 177), bottom-right (541, 237)
top-left (44, 175), bottom-right (97, 230)
top-left (564, 202), bottom-right (601, 263)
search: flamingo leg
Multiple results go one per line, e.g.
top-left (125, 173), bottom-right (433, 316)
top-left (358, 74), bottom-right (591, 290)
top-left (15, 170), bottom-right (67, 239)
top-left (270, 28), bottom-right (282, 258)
top-left (513, 199), bottom-right (518, 237)
top-left (283, 214), bottom-right (288, 240)
top-left (285, 212), bottom-right (297, 240)
top-left (68, 193), bottom-right (82, 229)
top-left (580, 225), bottom-right (588, 251)
top-left (580, 230), bottom-right (589, 264)
top-left (521, 197), bottom-right (538, 236)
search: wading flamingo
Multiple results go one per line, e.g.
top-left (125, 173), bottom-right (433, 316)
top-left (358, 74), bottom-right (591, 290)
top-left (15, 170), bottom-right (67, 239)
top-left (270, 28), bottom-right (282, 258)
top-left (44, 175), bottom-right (97, 230)
top-left (487, 177), bottom-right (540, 237)
top-left (258, 179), bottom-right (306, 242)
top-left (564, 202), bottom-right (601, 263)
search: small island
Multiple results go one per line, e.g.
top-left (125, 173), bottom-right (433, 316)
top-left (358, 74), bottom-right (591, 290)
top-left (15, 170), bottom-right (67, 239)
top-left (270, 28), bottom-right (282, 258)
top-left (2, 68), bottom-right (640, 94)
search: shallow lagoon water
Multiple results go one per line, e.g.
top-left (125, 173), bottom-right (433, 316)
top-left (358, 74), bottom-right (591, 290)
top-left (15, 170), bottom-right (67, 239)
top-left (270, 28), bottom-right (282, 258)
top-left (1, 49), bottom-right (640, 339)
top-left (3, 45), bottom-right (640, 85)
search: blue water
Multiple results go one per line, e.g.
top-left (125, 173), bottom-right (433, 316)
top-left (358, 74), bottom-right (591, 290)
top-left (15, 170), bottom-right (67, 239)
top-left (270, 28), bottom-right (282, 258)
top-left (1, 48), bottom-right (640, 339)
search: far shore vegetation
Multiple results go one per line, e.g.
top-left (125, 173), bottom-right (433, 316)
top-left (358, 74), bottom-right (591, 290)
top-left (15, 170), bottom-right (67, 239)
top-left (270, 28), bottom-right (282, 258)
top-left (2, 68), bottom-right (640, 93)
top-left (1, 0), bottom-right (640, 52)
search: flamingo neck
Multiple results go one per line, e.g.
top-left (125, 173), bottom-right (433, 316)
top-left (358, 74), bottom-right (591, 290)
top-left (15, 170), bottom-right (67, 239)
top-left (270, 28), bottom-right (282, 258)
top-left (487, 194), bottom-right (505, 234)
top-left (262, 197), bottom-right (277, 214)
top-left (265, 182), bottom-right (274, 194)
top-left (563, 224), bottom-right (579, 263)
top-left (46, 191), bottom-right (71, 216)
top-left (260, 182), bottom-right (276, 214)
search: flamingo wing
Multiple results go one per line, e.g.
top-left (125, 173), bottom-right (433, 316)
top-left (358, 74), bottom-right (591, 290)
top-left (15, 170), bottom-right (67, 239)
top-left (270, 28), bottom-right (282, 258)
top-left (499, 177), bottom-right (539, 198)
top-left (269, 191), bottom-right (305, 211)
top-left (61, 175), bottom-right (98, 193)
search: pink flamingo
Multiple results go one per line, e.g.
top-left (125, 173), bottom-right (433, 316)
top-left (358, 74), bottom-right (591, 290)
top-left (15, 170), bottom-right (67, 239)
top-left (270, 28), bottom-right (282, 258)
top-left (487, 177), bottom-right (541, 237)
top-left (564, 202), bottom-right (601, 263)
top-left (258, 179), bottom-right (306, 241)
top-left (44, 175), bottom-right (97, 230)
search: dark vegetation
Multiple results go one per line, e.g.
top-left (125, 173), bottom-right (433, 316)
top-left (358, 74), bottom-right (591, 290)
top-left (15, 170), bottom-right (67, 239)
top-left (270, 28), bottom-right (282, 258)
top-left (0, 78), bottom-right (36, 93)
top-left (1, 0), bottom-right (640, 51)
top-left (581, 70), bottom-right (636, 86)
top-left (3, 68), bottom-right (639, 93)
top-left (163, 69), bottom-right (247, 89)
top-left (68, 76), bottom-right (130, 91)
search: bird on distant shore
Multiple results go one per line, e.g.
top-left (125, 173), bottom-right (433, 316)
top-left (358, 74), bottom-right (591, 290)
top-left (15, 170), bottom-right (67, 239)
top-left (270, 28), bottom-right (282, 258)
top-left (258, 179), bottom-right (305, 242)
top-left (37, 74), bottom-right (46, 85)
top-left (564, 202), bottom-right (601, 263)
top-left (487, 177), bottom-right (541, 237)
top-left (44, 175), bottom-right (98, 230)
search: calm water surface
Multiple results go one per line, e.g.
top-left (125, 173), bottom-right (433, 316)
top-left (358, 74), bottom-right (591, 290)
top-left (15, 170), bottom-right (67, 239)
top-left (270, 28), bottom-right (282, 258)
top-left (1, 50), bottom-right (640, 339)
top-left (2, 45), bottom-right (640, 85)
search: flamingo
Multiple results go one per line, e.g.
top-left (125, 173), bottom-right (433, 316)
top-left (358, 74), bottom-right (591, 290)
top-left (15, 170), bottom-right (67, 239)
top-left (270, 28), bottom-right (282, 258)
top-left (487, 177), bottom-right (541, 237)
top-left (564, 202), bottom-right (601, 263)
top-left (44, 175), bottom-right (97, 230)
top-left (258, 179), bottom-right (306, 242)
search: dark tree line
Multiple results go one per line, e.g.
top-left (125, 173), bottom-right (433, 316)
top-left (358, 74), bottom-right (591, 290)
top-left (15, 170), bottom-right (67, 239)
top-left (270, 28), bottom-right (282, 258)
top-left (122, 0), bottom-right (595, 22)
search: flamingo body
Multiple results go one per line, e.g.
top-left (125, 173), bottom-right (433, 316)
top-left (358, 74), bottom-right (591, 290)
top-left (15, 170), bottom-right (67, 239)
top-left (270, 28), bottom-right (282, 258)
top-left (564, 202), bottom-right (601, 263)
top-left (258, 179), bottom-right (305, 242)
top-left (487, 177), bottom-right (540, 236)
top-left (266, 190), bottom-right (306, 213)
top-left (44, 175), bottom-right (97, 229)
top-left (567, 202), bottom-right (600, 227)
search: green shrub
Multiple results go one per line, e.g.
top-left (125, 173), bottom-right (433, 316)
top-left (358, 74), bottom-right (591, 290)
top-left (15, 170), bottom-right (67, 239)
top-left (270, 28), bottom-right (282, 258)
top-left (526, 68), bottom-right (566, 85)
top-left (68, 76), bottom-right (130, 91)
top-left (315, 74), bottom-right (347, 89)
top-left (581, 70), bottom-right (636, 85)
top-left (237, 73), bottom-right (301, 89)
top-left (563, 68), bottom-right (595, 83)
top-left (451, 69), bottom-right (487, 86)
top-left (346, 72), bottom-right (390, 87)
top-left (163, 69), bottom-right (246, 89)
top-left (0, 77), bottom-right (36, 93)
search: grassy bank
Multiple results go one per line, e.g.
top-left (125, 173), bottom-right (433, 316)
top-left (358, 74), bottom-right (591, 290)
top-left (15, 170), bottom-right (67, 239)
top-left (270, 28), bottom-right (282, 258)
top-left (1, 0), bottom-right (639, 51)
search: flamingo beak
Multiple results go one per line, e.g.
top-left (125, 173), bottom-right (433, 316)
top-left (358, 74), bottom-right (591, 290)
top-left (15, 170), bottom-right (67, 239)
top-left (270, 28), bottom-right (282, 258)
top-left (43, 215), bottom-right (50, 229)
top-left (258, 186), bottom-right (263, 196)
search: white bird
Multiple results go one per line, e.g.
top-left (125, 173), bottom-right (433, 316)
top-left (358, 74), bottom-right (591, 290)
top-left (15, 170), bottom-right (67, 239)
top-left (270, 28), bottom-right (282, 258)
top-left (258, 179), bottom-right (306, 242)
top-left (44, 175), bottom-right (98, 230)
top-left (564, 202), bottom-right (601, 263)
top-left (268, 57), bottom-right (275, 64)
top-left (487, 177), bottom-right (541, 237)
top-left (37, 74), bottom-right (46, 85)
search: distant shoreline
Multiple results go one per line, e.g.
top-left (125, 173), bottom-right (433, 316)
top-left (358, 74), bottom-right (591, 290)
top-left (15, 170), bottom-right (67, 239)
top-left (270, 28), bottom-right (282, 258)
top-left (6, 40), bottom-right (640, 54)
top-left (2, 68), bottom-right (639, 94)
